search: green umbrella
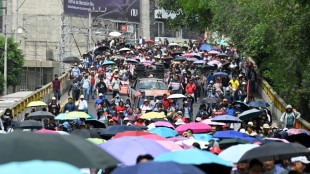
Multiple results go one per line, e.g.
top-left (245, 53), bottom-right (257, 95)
top-left (0, 132), bottom-right (119, 168)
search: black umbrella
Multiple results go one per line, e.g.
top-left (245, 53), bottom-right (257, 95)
top-left (96, 45), bottom-right (109, 52)
top-left (27, 111), bottom-right (54, 119)
top-left (238, 109), bottom-right (264, 121)
top-left (15, 120), bottom-right (42, 129)
top-left (201, 98), bottom-right (220, 104)
top-left (202, 65), bottom-right (216, 71)
top-left (71, 129), bottom-right (101, 139)
top-left (286, 133), bottom-right (310, 148)
top-left (248, 101), bottom-right (270, 108)
top-left (238, 142), bottom-right (310, 163)
top-left (219, 138), bottom-right (249, 149)
top-left (62, 56), bottom-right (80, 63)
top-left (85, 119), bottom-right (106, 128)
top-left (233, 101), bottom-right (250, 111)
top-left (133, 125), bottom-right (148, 130)
top-left (100, 125), bottom-right (142, 137)
top-left (171, 51), bottom-right (183, 57)
top-left (0, 132), bottom-right (119, 168)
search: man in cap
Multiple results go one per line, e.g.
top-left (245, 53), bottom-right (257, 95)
top-left (289, 156), bottom-right (310, 174)
top-left (259, 124), bottom-right (272, 138)
top-left (94, 93), bottom-right (110, 110)
top-left (136, 91), bottom-right (146, 109)
top-left (96, 78), bottom-right (107, 99)
top-left (52, 74), bottom-right (61, 101)
top-left (76, 95), bottom-right (88, 111)
top-left (137, 35), bottom-right (145, 46)
top-left (48, 96), bottom-right (61, 115)
top-left (80, 74), bottom-right (91, 101)
top-left (89, 72), bottom-right (97, 100)
top-left (111, 74), bottom-right (121, 98)
top-left (186, 78), bottom-right (197, 100)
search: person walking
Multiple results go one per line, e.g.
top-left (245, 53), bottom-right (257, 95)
top-left (63, 97), bottom-right (77, 113)
top-left (48, 97), bottom-right (61, 116)
top-left (1, 108), bottom-right (13, 131)
top-left (80, 74), bottom-right (91, 101)
top-left (52, 74), bottom-right (61, 100)
top-left (68, 77), bottom-right (80, 102)
top-left (76, 95), bottom-right (88, 111)
top-left (111, 75), bottom-right (121, 98)
top-left (96, 78), bottom-right (107, 99)
top-left (280, 104), bottom-right (301, 129)
top-left (90, 72), bottom-right (97, 100)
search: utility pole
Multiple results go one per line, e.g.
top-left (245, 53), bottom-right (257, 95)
top-left (1, 7), bottom-right (7, 95)
top-left (88, 7), bottom-right (107, 51)
top-left (14, 0), bottom-right (18, 41)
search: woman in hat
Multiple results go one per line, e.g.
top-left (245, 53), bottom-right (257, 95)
top-left (280, 104), bottom-right (301, 129)
top-left (140, 99), bottom-right (151, 114)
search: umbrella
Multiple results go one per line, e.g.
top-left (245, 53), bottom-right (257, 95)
top-left (154, 121), bottom-right (175, 129)
top-left (149, 127), bottom-right (178, 138)
top-left (111, 161), bottom-right (205, 174)
top-left (201, 97), bottom-right (220, 104)
top-left (112, 131), bottom-right (152, 139)
top-left (145, 40), bottom-right (155, 44)
top-left (193, 60), bottom-right (206, 64)
top-left (100, 125), bottom-right (142, 137)
top-left (62, 56), bottom-right (80, 63)
top-left (193, 133), bottom-right (219, 142)
top-left (56, 131), bottom-right (70, 135)
top-left (163, 56), bottom-right (174, 60)
top-left (0, 132), bottom-right (119, 168)
top-left (239, 142), bottom-right (310, 162)
top-left (248, 101), bottom-right (270, 108)
top-left (35, 129), bottom-right (59, 135)
top-left (202, 65), bottom-right (216, 71)
top-left (187, 58), bottom-right (199, 62)
top-left (216, 53), bottom-right (228, 58)
top-left (119, 47), bottom-right (131, 52)
top-left (87, 138), bottom-right (106, 145)
top-left (218, 138), bottom-right (250, 149)
top-left (125, 42), bottom-right (135, 46)
top-left (212, 115), bottom-right (242, 123)
top-left (168, 94), bottom-right (186, 99)
top-left (96, 45), bottom-right (109, 52)
top-left (140, 112), bottom-right (166, 119)
top-left (15, 120), bottom-right (42, 129)
top-left (176, 139), bottom-right (209, 149)
top-left (201, 119), bottom-right (226, 126)
top-left (109, 31), bottom-right (122, 37)
top-left (141, 134), bottom-right (167, 141)
top-left (200, 44), bottom-right (212, 51)
top-left (26, 101), bottom-right (47, 107)
top-left (233, 101), bottom-right (250, 111)
top-left (85, 119), bottom-right (106, 128)
top-left (238, 109), bottom-right (264, 121)
top-left (167, 136), bottom-right (189, 142)
top-left (0, 160), bottom-right (83, 174)
top-left (173, 57), bottom-right (187, 61)
top-left (99, 136), bottom-right (170, 166)
top-left (156, 140), bottom-right (183, 151)
top-left (208, 60), bottom-right (220, 65)
top-left (168, 43), bottom-right (178, 46)
top-left (133, 125), bottom-right (148, 130)
top-left (175, 123), bottom-right (212, 134)
top-left (214, 72), bottom-right (228, 76)
top-left (171, 51), bottom-right (184, 57)
top-left (286, 133), bottom-right (310, 147)
top-left (287, 128), bottom-right (310, 136)
top-left (213, 130), bottom-right (250, 139)
top-left (27, 111), bottom-right (54, 119)
top-left (71, 129), bottom-right (100, 139)
top-left (102, 61), bottom-right (116, 65)
top-left (65, 111), bottom-right (91, 118)
top-left (208, 51), bottom-right (220, 55)
top-left (55, 113), bottom-right (76, 120)
top-left (125, 58), bottom-right (138, 63)
top-left (219, 144), bottom-right (259, 163)
top-left (154, 149), bottom-right (233, 174)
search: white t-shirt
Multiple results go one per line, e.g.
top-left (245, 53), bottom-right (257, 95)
top-left (76, 99), bottom-right (88, 110)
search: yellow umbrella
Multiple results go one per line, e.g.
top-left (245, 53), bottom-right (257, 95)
top-left (172, 61), bottom-right (181, 65)
top-left (26, 101), bottom-right (47, 107)
top-left (65, 111), bottom-right (91, 118)
top-left (140, 112), bottom-right (166, 119)
top-left (87, 138), bottom-right (106, 145)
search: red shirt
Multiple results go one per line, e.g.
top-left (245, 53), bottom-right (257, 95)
top-left (116, 105), bottom-right (126, 114)
top-left (186, 83), bottom-right (196, 94)
top-left (161, 99), bottom-right (172, 109)
top-left (52, 79), bottom-right (61, 90)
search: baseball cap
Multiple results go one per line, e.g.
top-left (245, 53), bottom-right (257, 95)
top-left (80, 95), bottom-right (84, 98)
top-left (123, 117), bottom-right (129, 121)
top-left (52, 97), bottom-right (56, 100)
top-left (184, 101), bottom-right (188, 104)
top-left (291, 156), bottom-right (310, 164)
top-left (242, 81), bottom-right (247, 85)
top-left (177, 111), bottom-right (183, 115)
top-left (196, 117), bottom-right (202, 122)
top-left (99, 93), bottom-right (103, 96)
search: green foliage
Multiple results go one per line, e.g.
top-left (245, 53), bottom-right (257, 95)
top-left (0, 36), bottom-right (24, 89)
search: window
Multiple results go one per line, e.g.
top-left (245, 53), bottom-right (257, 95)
top-left (157, 22), bottom-right (164, 37)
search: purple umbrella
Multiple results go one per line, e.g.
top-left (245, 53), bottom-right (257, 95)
top-left (126, 59), bottom-right (138, 63)
top-left (193, 60), bottom-right (206, 64)
top-left (99, 136), bottom-right (170, 166)
top-left (167, 136), bottom-right (189, 142)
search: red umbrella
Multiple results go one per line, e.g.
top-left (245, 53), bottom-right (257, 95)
top-left (141, 134), bottom-right (167, 141)
top-left (145, 40), bottom-right (155, 44)
top-left (112, 131), bottom-right (152, 139)
top-left (175, 123), bottom-right (212, 134)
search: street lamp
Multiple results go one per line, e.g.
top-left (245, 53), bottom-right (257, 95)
top-left (1, 7), bottom-right (7, 95)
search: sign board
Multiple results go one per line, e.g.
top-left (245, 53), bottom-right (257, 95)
top-left (127, 25), bottom-right (134, 33)
top-left (64, 0), bottom-right (140, 23)
top-left (120, 25), bottom-right (127, 32)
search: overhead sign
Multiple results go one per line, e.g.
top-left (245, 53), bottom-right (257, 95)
top-left (64, 0), bottom-right (140, 23)
top-left (120, 25), bottom-right (127, 32)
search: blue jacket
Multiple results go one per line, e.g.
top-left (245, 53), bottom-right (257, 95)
top-left (63, 103), bottom-right (77, 113)
top-left (207, 75), bottom-right (215, 85)
top-left (226, 108), bottom-right (235, 116)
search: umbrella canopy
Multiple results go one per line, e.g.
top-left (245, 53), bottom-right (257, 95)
top-left (213, 130), bottom-right (250, 139)
top-left (216, 53), bottom-right (228, 58)
top-left (125, 58), bottom-right (138, 63)
top-left (175, 123), bottom-right (212, 134)
top-left (71, 129), bottom-right (100, 139)
top-left (208, 60), bottom-right (220, 65)
top-left (109, 31), bottom-right (122, 37)
top-left (119, 47), bottom-right (131, 52)
top-left (154, 121), bottom-right (175, 129)
top-left (167, 136), bottom-right (189, 142)
top-left (218, 138), bottom-right (250, 149)
top-left (183, 53), bottom-right (200, 58)
top-left (187, 58), bottom-right (199, 62)
top-left (140, 112), bottom-right (166, 119)
top-left (173, 57), bottom-right (187, 61)
top-left (65, 111), bottom-right (91, 118)
top-left (212, 115), bottom-right (242, 123)
top-left (238, 109), bottom-right (264, 121)
top-left (287, 128), bottom-right (310, 136)
top-left (87, 138), bottom-right (106, 145)
top-left (35, 129), bottom-right (59, 135)
top-left (168, 43), bottom-right (179, 46)
top-left (239, 142), bottom-right (310, 162)
top-left (85, 119), bottom-right (106, 128)
top-left (202, 64), bottom-right (216, 71)
top-left (193, 133), bottom-right (219, 142)
top-left (102, 61), bottom-right (116, 65)
top-left (62, 56), bottom-right (80, 63)
top-left (111, 161), bottom-right (205, 174)
top-left (286, 133), bottom-right (310, 148)
top-left (145, 40), bottom-right (155, 44)
top-left (193, 60), bottom-right (206, 64)
top-left (201, 97), bottom-right (220, 104)
top-left (0, 132), bottom-right (119, 168)
top-left (214, 72), bottom-right (229, 76)
top-left (55, 113), bottom-right (76, 120)
top-left (167, 94), bottom-right (186, 99)
top-left (156, 140), bottom-right (183, 151)
top-left (248, 101), bottom-right (270, 108)
top-left (112, 131), bottom-right (152, 139)
top-left (208, 51), bottom-right (220, 55)
top-left (141, 134), bottom-right (166, 141)
top-left (96, 45), bottom-right (109, 52)
top-left (149, 127), bottom-right (178, 138)
top-left (125, 42), bottom-right (135, 46)
top-left (201, 119), bottom-right (226, 126)
top-left (219, 144), bottom-right (259, 163)
top-left (200, 44), bottom-right (212, 51)
top-left (163, 56), bottom-right (174, 60)
top-left (27, 111), bottom-right (54, 119)
top-left (15, 120), bottom-right (42, 129)
top-left (233, 100), bottom-right (250, 111)
top-left (26, 101), bottom-right (47, 107)
top-left (100, 125), bottom-right (142, 137)
top-left (100, 136), bottom-right (170, 166)
top-left (0, 160), bottom-right (83, 174)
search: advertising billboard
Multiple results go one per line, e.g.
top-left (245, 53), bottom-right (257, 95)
top-left (64, 0), bottom-right (140, 23)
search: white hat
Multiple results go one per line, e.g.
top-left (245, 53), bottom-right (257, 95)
top-left (242, 81), bottom-right (247, 85)
top-left (80, 95), bottom-right (84, 98)
top-left (263, 123), bottom-right (270, 129)
top-left (239, 128), bottom-right (246, 133)
top-left (123, 117), bottom-right (129, 121)
top-left (248, 121), bottom-right (253, 126)
top-left (195, 117), bottom-right (202, 122)
top-left (52, 97), bottom-right (56, 100)
top-left (175, 118), bottom-right (185, 125)
top-left (291, 156), bottom-right (310, 164)
top-left (286, 104), bottom-right (292, 109)
top-left (210, 80), bottom-right (214, 83)
top-left (99, 93), bottom-right (103, 97)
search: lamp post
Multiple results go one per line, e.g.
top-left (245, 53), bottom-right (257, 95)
top-left (1, 7), bottom-right (7, 95)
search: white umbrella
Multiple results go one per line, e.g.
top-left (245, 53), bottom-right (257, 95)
top-left (169, 43), bottom-right (178, 46)
top-left (109, 31), bottom-right (122, 37)
top-left (168, 94), bottom-right (186, 99)
top-left (119, 48), bottom-right (131, 52)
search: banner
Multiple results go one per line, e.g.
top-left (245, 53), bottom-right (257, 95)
top-left (64, 0), bottom-right (140, 23)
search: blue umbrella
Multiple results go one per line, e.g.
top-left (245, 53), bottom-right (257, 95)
top-left (234, 100), bottom-right (250, 111)
top-left (0, 160), bottom-right (83, 174)
top-left (187, 58), bottom-right (199, 62)
top-left (173, 57), bottom-right (187, 61)
top-left (200, 44), bottom-right (212, 51)
top-left (193, 60), bottom-right (206, 64)
top-left (239, 109), bottom-right (264, 121)
top-left (100, 125), bottom-right (142, 137)
top-left (248, 101), bottom-right (270, 108)
top-left (212, 115), bottom-right (242, 123)
top-left (102, 61), bottom-right (116, 65)
top-left (214, 72), bottom-right (228, 76)
top-left (55, 113), bottom-right (76, 120)
top-left (193, 133), bottom-right (219, 142)
top-left (111, 161), bottom-right (205, 174)
top-left (149, 127), bottom-right (178, 138)
top-left (213, 130), bottom-right (250, 139)
top-left (219, 144), bottom-right (259, 163)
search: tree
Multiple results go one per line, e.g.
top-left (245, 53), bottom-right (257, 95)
top-left (0, 36), bottom-right (24, 92)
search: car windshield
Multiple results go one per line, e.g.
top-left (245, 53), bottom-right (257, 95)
top-left (137, 81), bottom-right (167, 90)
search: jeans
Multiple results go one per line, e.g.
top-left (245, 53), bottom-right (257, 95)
top-left (72, 91), bottom-right (80, 102)
top-left (53, 90), bottom-right (61, 100)
top-left (82, 88), bottom-right (90, 101)
top-left (91, 85), bottom-right (96, 99)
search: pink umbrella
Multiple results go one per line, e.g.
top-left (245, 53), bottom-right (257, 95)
top-left (208, 50), bottom-right (220, 55)
top-left (156, 140), bottom-right (183, 151)
top-left (201, 119), bottom-right (226, 126)
top-left (287, 128), bottom-right (310, 136)
top-left (175, 123), bottom-right (212, 134)
top-left (141, 134), bottom-right (167, 141)
top-left (154, 121), bottom-right (175, 129)
top-left (208, 60), bottom-right (220, 65)
top-left (167, 136), bottom-right (189, 142)
top-left (142, 61), bottom-right (153, 66)
top-left (264, 138), bottom-right (290, 143)
top-left (35, 129), bottom-right (59, 135)
top-left (182, 53), bottom-right (195, 57)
